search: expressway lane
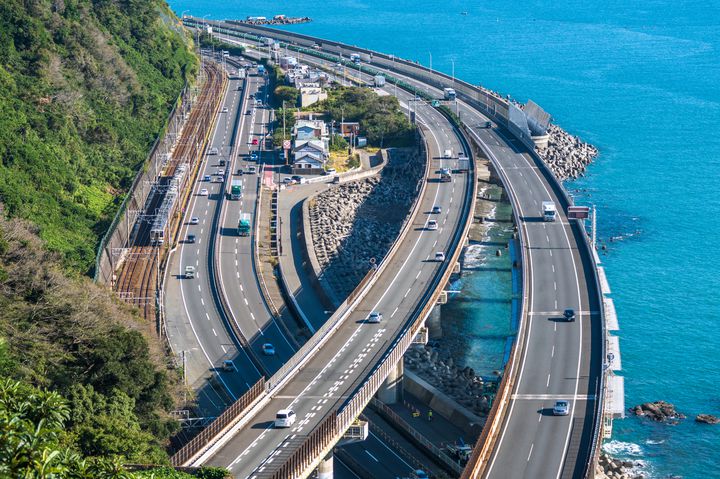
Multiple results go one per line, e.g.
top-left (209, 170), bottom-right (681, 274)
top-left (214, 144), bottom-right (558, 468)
top-left (215, 67), bottom-right (297, 375)
top-left (196, 86), bottom-right (471, 477)
top-left (164, 66), bottom-right (262, 415)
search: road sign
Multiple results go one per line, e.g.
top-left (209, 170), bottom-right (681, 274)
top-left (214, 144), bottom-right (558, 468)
top-left (568, 206), bottom-right (590, 219)
top-left (283, 140), bottom-right (291, 150)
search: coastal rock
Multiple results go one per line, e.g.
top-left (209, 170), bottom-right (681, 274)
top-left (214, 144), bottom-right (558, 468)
top-left (695, 414), bottom-right (720, 424)
top-left (535, 123), bottom-right (598, 181)
top-left (595, 453), bottom-right (646, 479)
top-left (630, 401), bottom-right (685, 422)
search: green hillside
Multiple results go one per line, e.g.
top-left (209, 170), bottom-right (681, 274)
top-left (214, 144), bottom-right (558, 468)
top-left (0, 0), bottom-right (208, 474)
top-left (0, 0), bottom-right (197, 273)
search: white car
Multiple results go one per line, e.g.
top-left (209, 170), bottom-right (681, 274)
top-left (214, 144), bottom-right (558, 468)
top-left (221, 107), bottom-right (229, 113)
top-left (275, 409), bottom-right (296, 428)
top-left (189, 217), bottom-right (200, 225)
top-left (553, 400), bottom-right (570, 416)
top-left (208, 147), bottom-right (218, 155)
top-left (435, 252), bottom-right (446, 262)
top-left (199, 188), bottom-right (209, 196)
top-left (262, 343), bottom-right (276, 356)
top-left (367, 311), bottom-right (383, 323)
top-left (427, 220), bottom-right (438, 231)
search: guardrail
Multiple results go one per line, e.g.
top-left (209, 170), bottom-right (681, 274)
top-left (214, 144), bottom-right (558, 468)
top-left (170, 379), bottom-right (265, 466)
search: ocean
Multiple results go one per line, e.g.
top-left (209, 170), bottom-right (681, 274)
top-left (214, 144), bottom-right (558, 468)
top-left (168, 1), bottom-right (720, 477)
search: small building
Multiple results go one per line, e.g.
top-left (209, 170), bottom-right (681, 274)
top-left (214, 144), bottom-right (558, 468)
top-left (339, 122), bottom-right (360, 137)
top-left (294, 120), bottom-right (327, 141)
top-left (300, 87), bottom-right (328, 108)
top-left (293, 150), bottom-right (325, 169)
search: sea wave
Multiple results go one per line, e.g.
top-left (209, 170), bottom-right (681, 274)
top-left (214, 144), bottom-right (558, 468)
top-left (462, 244), bottom-right (487, 270)
top-left (603, 439), bottom-right (644, 457)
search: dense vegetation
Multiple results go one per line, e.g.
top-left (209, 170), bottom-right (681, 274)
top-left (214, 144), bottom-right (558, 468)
top-left (318, 86), bottom-right (414, 147)
top-left (0, 377), bottom-right (228, 478)
top-left (0, 0), bottom-right (202, 472)
top-left (0, 214), bottom-right (181, 466)
top-left (0, 0), bottom-right (197, 273)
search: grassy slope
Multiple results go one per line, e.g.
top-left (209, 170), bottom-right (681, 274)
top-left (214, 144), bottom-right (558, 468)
top-left (0, 0), bottom-right (197, 274)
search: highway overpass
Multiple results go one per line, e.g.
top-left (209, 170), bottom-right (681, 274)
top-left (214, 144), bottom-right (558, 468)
top-left (176, 19), bottom-right (607, 479)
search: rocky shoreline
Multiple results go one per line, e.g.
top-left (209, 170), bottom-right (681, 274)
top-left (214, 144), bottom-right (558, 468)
top-left (537, 123), bottom-right (599, 180)
top-left (595, 453), bottom-right (646, 479)
top-left (308, 148), bottom-right (424, 300)
top-left (404, 344), bottom-right (493, 417)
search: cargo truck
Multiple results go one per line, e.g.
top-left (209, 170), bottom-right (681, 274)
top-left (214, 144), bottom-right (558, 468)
top-left (374, 74), bottom-right (386, 87)
top-left (350, 53), bottom-right (361, 64)
top-left (443, 87), bottom-right (456, 101)
top-left (238, 213), bottom-right (251, 236)
top-left (230, 180), bottom-right (243, 200)
top-left (257, 64), bottom-right (265, 75)
top-left (542, 201), bottom-right (557, 222)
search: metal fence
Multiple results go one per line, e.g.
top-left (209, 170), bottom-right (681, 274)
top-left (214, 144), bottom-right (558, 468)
top-left (170, 379), bottom-right (266, 466)
top-left (94, 82), bottom-right (190, 284)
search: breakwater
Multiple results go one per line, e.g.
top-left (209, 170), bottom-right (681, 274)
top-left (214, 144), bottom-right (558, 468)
top-left (229, 16), bottom-right (311, 26)
top-left (308, 148), bottom-right (423, 300)
top-left (537, 123), bottom-right (599, 180)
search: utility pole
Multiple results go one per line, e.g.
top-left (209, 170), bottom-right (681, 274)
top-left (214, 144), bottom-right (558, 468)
top-left (451, 58), bottom-right (455, 86)
top-left (429, 51), bottom-right (433, 72)
top-left (592, 204), bottom-right (597, 250)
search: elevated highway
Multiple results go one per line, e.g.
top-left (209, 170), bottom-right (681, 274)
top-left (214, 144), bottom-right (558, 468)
top-left (177, 19), bottom-right (605, 479)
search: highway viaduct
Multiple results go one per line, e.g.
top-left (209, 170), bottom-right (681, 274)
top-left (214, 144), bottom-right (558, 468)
top-left (170, 18), bottom-right (609, 479)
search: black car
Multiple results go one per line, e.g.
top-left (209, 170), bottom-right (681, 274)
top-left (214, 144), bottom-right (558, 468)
top-left (187, 234), bottom-right (196, 244)
top-left (563, 309), bottom-right (576, 321)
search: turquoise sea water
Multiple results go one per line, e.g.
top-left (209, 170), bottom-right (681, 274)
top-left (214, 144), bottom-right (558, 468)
top-left (169, 1), bottom-right (720, 477)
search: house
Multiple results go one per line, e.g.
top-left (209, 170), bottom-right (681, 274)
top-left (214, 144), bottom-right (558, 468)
top-left (339, 122), bottom-right (360, 137)
top-left (293, 120), bottom-right (326, 141)
top-left (292, 139), bottom-right (327, 169)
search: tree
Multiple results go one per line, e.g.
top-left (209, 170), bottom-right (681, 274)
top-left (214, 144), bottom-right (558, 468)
top-left (274, 86), bottom-right (299, 107)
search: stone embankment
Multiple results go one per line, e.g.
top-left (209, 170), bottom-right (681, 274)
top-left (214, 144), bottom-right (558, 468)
top-left (536, 123), bottom-right (599, 180)
top-left (404, 344), bottom-right (492, 418)
top-left (308, 148), bottom-right (423, 299)
top-left (594, 454), bottom-right (646, 479)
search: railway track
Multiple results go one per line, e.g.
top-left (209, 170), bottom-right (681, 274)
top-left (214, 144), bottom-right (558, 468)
top-left (114, 63), bottom-right (224, 321)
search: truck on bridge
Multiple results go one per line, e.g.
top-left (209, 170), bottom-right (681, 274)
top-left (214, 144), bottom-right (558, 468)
top-left (443, 87), bottom-right (457, 101)
top-left (230, 179), bottom-right (243, 200)
top-left (238, 214), bottom-right (251, 236)
top-left (439, 167), bottom-right (452, 182)
top-left (542, 200), bottom-right (557, 222)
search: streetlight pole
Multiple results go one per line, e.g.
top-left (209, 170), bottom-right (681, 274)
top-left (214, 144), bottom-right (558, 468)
top-left (451, 59), bottom-right (455, 86)
top-left (429, 51), bottom-right (433, 72)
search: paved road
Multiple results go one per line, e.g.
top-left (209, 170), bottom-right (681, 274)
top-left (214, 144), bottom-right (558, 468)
top-left (215, 69), bottom-right (298, 375)
top-left (164, 66), bottom-right (262, 416)
top-left (196, 74), bottom-right (471, 478)
top-left (207, 24), bottom-right (602, 479)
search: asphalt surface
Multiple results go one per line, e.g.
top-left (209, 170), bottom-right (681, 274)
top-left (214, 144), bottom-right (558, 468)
top-left (195, 60), bottom-right (471, 478)
top-left (210, 27), bottom-right (602, 478)
top-left (164, 65), bottom-right (263, 416)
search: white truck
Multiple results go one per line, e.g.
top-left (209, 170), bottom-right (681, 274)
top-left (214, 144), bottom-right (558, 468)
top-left (443, 87), bottom-right (457, 101)
top-left (374, 74), bottom-right (386, 87)
top-left (350, 53), bottom-right (361, 64)
top-left (542, 201), bottom-right (557, 222)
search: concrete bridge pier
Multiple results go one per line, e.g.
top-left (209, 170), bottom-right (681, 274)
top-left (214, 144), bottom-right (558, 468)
top-left (316, 452), bottom-right (334, 479)
top-left (426, 304), bottom-right (442, 339)
top-left (377, 360), bottom-right (404, 404)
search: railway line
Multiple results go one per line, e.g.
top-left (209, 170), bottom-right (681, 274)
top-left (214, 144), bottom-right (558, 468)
top-left (114, 63), bottom-right (225, 321)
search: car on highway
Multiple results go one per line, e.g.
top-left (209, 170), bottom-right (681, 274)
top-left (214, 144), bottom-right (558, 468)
top-left (186, 234), bottom-right (196, 244)
top-left (199, 188), bottom-right (209, 196)
top-left (435, 252), bottom-right (446, 262)
top-left (431, 205), bottom-right (442, 214)
top-left (251, 138), bottom-right (259, 145)
top-left (367, 311), bottom-right (383, 323)
top-left (563, 308), bottom-right (576, 322)
top-left (221, 107), bottom-right (228, 113)
top-left (222, 360), bottom-right (236, 372)
top-left (189, 217), bottom-right (199, 225)
top-left (236, 168), bottom-right (243, 176)
top-left (208, 147), bottom-right (219, 155)
top-left (261, 343), bottom-right (276, 356)
top-left (283, 177), bottom-right (296, 185)
top-left (484, 121), bottom-right (492, 128)
top-left (250, 153), bottom-right (258, 161)
top-left (246, 109), bottom-right (252, 115)
top-left (184, 266), bottom-right (195, 279)
top-left (427, 220), bottom-right (438, 231)
top-left (203, 175), bottom-right (211, 182)
top-left (275, 409), bottom-right (296, 428)
top-left (553, 400), bottom-right (570, 416)
top-left (248, 166), bottom-right (257, 174)
top-left (291, 175), bottom-right (305, 184)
